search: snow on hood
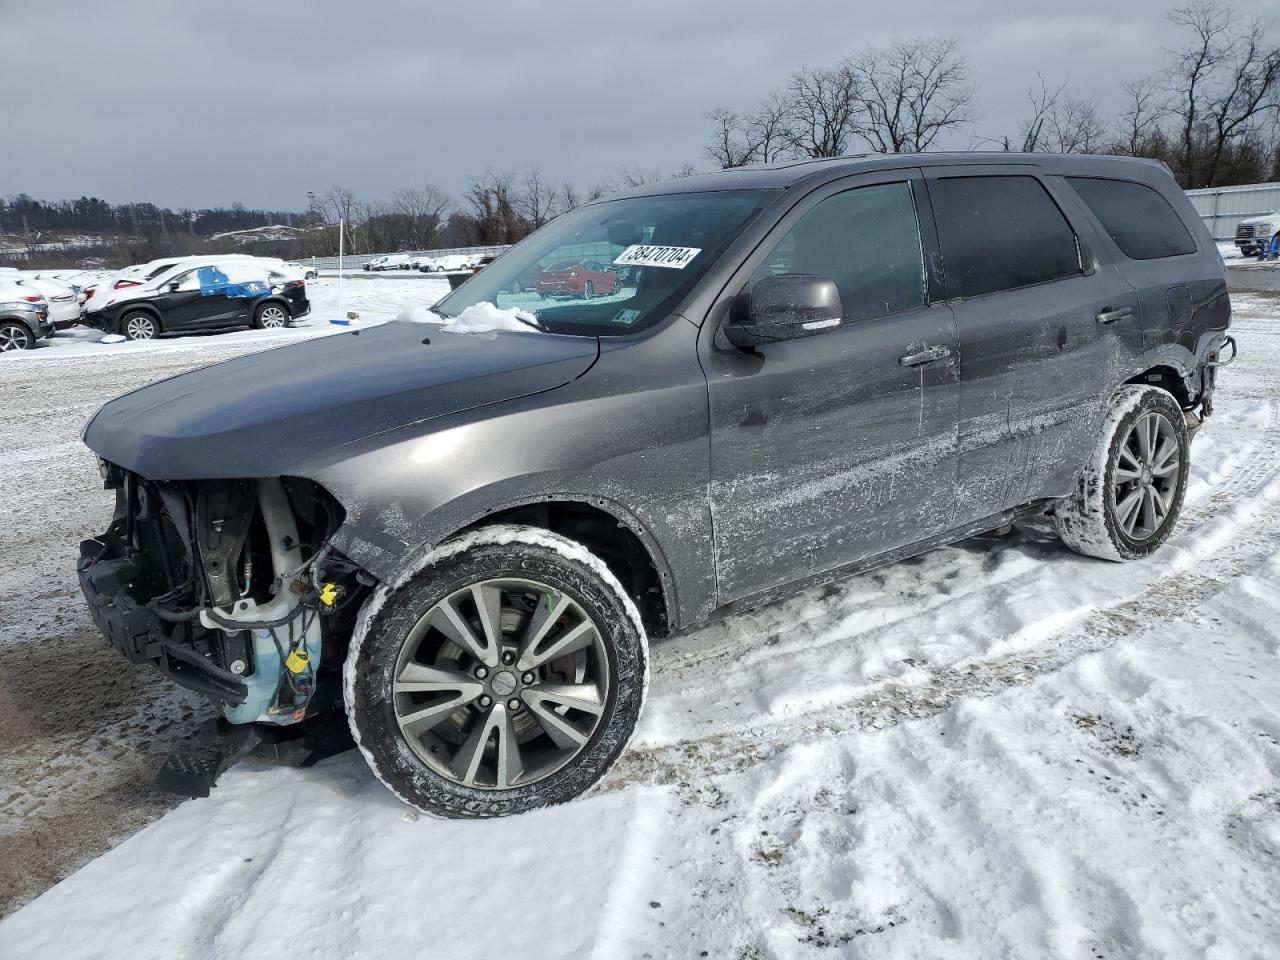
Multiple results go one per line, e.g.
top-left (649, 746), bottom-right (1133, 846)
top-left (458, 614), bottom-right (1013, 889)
top-left (396, 301), bottom-right (538, 334)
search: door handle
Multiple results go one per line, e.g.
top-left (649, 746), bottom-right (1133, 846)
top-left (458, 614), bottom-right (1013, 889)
top-left (1095, 307), bottom-right (1133, 324)
top-left (898, 344), bottom-right (952, 367)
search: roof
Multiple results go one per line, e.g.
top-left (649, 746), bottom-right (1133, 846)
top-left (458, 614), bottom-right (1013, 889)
top-left (608, 153), bottom-right (1172, 199)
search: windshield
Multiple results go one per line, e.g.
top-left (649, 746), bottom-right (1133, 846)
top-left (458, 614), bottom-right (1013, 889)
top-left (433, 189), bottom-right (777, 335)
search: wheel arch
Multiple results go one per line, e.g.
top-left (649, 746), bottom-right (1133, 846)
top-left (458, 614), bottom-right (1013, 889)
top-left (1125, 362), bottom-right (1194, 408)
top-left (255, 296), bottom-right (292, 316)
top-left (0, 314), bottom-right (39, 337)
top-left (451, 496), bottom-right (675, 638)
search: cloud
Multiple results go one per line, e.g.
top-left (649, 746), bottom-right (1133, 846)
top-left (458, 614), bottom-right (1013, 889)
top-left (5, 0), bottom-right (1275, 209)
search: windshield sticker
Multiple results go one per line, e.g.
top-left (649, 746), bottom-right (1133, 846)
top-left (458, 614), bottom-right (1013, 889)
top-left (612, 309), bottom-right (641, 325)
top-left (613, 245), bottom-right (701, 270)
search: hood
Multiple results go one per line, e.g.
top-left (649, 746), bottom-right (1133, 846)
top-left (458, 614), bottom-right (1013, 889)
top-left (84, 320), bottom-right (599, 480)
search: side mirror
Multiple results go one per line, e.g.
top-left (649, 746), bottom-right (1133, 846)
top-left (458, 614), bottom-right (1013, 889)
top-left (724, 274), bottom-right (843, 348)
top-left (167, 281), bottom-right (181, 293)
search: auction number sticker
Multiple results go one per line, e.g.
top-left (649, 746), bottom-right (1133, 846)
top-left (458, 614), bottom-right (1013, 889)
top-left (613, 245), bottom-right (701, 269)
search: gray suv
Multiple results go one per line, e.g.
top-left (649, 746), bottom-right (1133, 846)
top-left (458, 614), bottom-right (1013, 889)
top-left (77, 153), bottom-right (1232, 817)
top-left (0, 298), bottom-right (53, 352)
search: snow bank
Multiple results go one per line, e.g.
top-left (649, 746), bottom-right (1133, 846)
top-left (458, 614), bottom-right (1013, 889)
top-left (397, 300), bottom-right (538, 334)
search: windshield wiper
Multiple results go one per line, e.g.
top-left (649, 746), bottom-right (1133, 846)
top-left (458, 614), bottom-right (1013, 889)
top-left (513, 313), bottom-right (546, 331)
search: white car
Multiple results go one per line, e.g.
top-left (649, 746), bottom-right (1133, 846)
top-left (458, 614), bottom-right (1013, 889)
top-left (13, 275), bottom-right (81, 328)
top-left (410, 254), bottom-right (442, 271)
top-left (430, 254), bottom-right (474, 272)
top-left (284, 260), bottom-right (319, 280)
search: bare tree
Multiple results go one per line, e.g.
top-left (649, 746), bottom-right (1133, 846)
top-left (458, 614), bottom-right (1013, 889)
top-left (1047, 96), bottom-right (1108, 153)
top-left (705, 107), bottom-right (756, 168)
top-left (746, 90), bottom-right (793, 163)
top-left (388, 184), bottom-right (452, 248)
top-left (1167, 1), bottom-right (1232, 183)
top-left (782, 64), bottom-right (861, 157)
top-left (1200, 12), bottom-right (1280, 185)
top-left (1017, 73), bottom-right (1065, 151)
top-left (850, 35), bottom-right (974, 152)
top-left (517, 169), bottom-right (559, 229)
top-left (1012, 74), bottom-right (1108, 153)
top-left (1115, 77), bottom-right (1169, 154)
top-left (461, 171), bottom-right (524, 245)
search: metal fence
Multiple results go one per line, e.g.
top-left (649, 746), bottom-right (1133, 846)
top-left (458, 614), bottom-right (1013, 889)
top-left (307, 244), bottom-right (512, 271)
top-left (1185, 182), bottom-right (1280, 241)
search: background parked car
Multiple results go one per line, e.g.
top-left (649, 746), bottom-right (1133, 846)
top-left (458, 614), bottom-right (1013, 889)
top-left (535, 259), bottom-right (619, 299)
top-left (411, 255), bottom-right (443, 272)
top-left (14, 275), bottom-right (81, 328)
top-left (470, 255), bottom-right (497, 273)
top-left (430, 254), bottom-right (474, 272)
top-left (1234, 213), bottom-right (1280, 258)
top-left (0, 281), bottom-right (53, 352)
top-left (84, 260), bottom-right (309, 340)
top-left (284, 260), bottom-right (319, 279)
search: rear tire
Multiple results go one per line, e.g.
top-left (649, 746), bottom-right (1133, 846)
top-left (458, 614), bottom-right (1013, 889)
top-left (121, 311), bottom-right (159, 341)
top-left (345, 525), bottom-right (648, 818)
top-left (0, 321), bottom-right (35, 351)
top-left (1054, 385), bottom-right (1189, 561)
top-left (254, 302), bottom-right (290, 329)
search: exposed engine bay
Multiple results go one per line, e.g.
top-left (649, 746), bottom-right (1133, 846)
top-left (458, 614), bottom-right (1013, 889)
top-left (77, 464), bottom-right (372, 788)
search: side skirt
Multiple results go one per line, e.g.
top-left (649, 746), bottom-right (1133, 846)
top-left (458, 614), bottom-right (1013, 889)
top-left (709, 501), bottom-right (1054, 624)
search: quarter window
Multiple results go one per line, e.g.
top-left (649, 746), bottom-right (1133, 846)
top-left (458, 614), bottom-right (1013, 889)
top-left (749, 181), bottom-right (926, 322)
top-left (1067, 177), bottom-right (1197, 260)
top-left (930, 175), bottom-right (1082, 299)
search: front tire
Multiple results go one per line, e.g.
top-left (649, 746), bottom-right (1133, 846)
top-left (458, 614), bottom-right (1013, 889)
top-left (1054, 385), bottom-right (1189, 561)
top-left (346, 525), bottom-right (648, 818)
top-left (121, 311), bottom-right (158, 341)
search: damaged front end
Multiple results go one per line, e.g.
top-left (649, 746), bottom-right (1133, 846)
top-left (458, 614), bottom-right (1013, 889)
top-left (78, 464), bottom-right (371, 790)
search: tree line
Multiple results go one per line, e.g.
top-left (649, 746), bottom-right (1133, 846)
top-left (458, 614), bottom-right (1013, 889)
top-left (704, 2), bottom-right (1280, 189)
top-left (0, 195), bottom-right (301, 240)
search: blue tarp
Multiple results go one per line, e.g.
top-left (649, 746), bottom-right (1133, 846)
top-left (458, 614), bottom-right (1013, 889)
top-left (197, 265), bottom-right (270, 299)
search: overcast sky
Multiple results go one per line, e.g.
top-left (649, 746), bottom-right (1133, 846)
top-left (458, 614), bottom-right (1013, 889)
top-left (5, 0), bottom-right (1275, 211)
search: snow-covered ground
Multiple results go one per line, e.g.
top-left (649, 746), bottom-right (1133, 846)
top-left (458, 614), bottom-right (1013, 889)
top-left (2, 288), bottom-right (1280, 958)
top-left (4, 274), bottom-right (451, 361)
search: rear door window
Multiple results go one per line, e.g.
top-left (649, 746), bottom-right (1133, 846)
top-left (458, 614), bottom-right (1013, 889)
top-left (929, 175), bottom-right (1082, 299)
top-left (1067, 177), bottom-right (1198, 260)
top-left (748, 181), bottom-right (926, 322)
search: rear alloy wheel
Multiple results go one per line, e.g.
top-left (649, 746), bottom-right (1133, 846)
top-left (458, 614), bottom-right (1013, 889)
top-left (581, 280), bottom-right (594, 300)
top-left (0, 321), bottom-right (35, 352)
top-left (254, 303), bottom-right (290, 329)
top-left (1055, 385), bottom-right (1189, 561)
top-left (346, 525), bottom-right (648, 818)
top-left (121, 311), bottom-right (158, 341)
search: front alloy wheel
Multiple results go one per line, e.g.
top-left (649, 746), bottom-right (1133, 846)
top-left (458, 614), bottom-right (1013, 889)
top-left (122, 312), bottom-right (158, 340)
top-left (346, 525), bottom-right (648, 818)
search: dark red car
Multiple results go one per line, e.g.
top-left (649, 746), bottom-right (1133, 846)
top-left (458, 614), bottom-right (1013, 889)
top-left (535, 259), bottom-right (618, 299)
